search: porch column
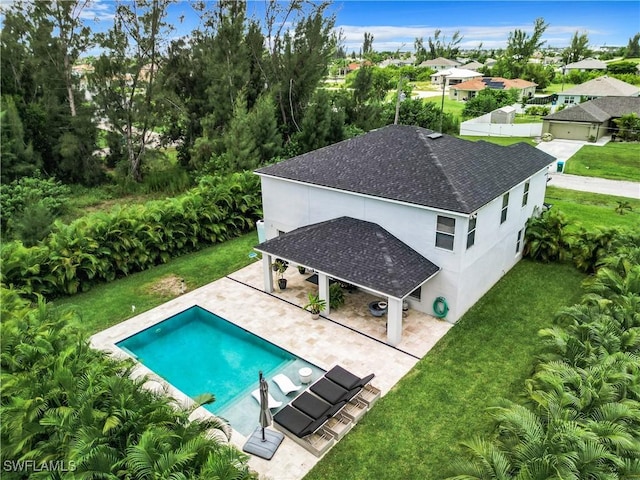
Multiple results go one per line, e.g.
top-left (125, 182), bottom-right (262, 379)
top-left (318, 273), bottom-right (330, 315)
top-left (386, 297), bottom-right (403, 346)
top-left (262, 254), bottom-right (274, 293)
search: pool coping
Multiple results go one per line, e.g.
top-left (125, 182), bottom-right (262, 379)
top-left (91, 262), bottom-right (451, 480)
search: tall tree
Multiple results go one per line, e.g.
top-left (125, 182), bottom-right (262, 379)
top-left (562, 31), bottom-right (590, 65)
top-left (0, 96), bottom-right (39, 182)
top-left (427, 29), bottom-right (463, 59)
top-left (624, 33), bottom-right (640, 58)
top-left (493, 17), bottom-right (548, 78)
top-left (362, 31), bottom-right (374, 56)
top-left (91, 0), bottom-right (174, 182)
top-left (262, 0), bottom-right (336, 138)
top-left (36, 0), bottom-right (93, 118)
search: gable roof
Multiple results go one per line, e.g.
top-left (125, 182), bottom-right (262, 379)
top-left (420, 57), bottom-right (460, 67)
top-left (565, 58), bottom-right (607, 70)
top-left (451, 77), bottom-right (537, 92)
top-left (431, 68), bottom-right (482, 80)
top-left (544, 96), bottom-right (640, 122)
top-left (560, 76), bottom-right (639, 97)
top-left (254, 217), bottom-right (440, 299)
top-left (255, 125), bottom-right (554, 214)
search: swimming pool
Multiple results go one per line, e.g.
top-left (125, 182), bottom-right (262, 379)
top-left (117, 305), bottom-right (322, 435)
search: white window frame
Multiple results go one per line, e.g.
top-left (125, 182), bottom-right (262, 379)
top-left (500, 193), bottom-right (509, 224)
top-left (435, 215), bottom-right (456, 251)
top-left (522, 181), bottom-right (530, 207)
top-left (466, 216), bottom-right (477, 249)
top-left (516, 228), bottom-right (524, 254)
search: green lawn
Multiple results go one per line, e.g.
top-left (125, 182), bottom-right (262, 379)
top-left (305, 260), bottom-right (585, 480)
top-left (564, 142), bottom-right (640, 182)
top-left (423, 96), bottom-right (466, 118)
top-left (545, 186), bottom-right (640, 230)
top-left (459, 135), bottom-right (538, 146)
top-left (541, 83), bottom-right (577, 94)
top-left (52, 233), bottom-right (260, 334)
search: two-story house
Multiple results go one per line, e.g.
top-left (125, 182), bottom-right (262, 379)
top-left (254, 125), bottom-right (554, 346)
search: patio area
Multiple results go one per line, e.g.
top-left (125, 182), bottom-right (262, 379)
top-left (91, 259), bottom-right (451, 480)
top-left (229, 260), bottom-right (451, 359)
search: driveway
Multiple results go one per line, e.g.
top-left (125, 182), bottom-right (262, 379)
top-left (536, 138), bottom-right (640, 200)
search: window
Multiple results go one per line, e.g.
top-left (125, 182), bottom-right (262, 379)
top-left (522, 181), bottom-right (530, 207)
top-left (500, 193), bottom-right (509, 224)
top-left (436, 216), bottom-right (455, 250)
top-left (516, 228), bottom-right (524, 253)
top-left (466, 216), bottom-right (477, 249)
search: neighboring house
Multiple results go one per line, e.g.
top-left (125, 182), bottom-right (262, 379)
top-left (460, 60), bottom-right (484, 71)
top-left (431, 68), bottom-right (483, 87)
top-left (449, 77), bottom-right (537, 101)
top-left (254, 125), bottom-right (554, 346)
top-left (542, 96), bottom-right (640, 141)
top-left (378, 57), bottom-right (415, 68)
top-left (420, 57), bottom-right (461, 71)
top-left (557, 76), bottom-right (639, 106)
top-left (484, 58), bottom-right (497, 68)
top-left (564, 58), bottom-right (607, 72)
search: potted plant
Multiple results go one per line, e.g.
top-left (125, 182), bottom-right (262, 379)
top-left (297, 265), bottom-right (307, 274)
top-left (303, 292), bottom-right (326, 319)
top-left (275, 259), bottom-right (289, 290)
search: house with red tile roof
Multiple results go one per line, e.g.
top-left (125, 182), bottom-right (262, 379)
top-left (450, 77), bottom-right (537, 102)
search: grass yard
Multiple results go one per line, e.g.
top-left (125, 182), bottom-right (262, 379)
top-left (459, 135), bottom-right (537, 146)
top-left (545, 186), bottom-right (640, 230)
top-left (305, 260), bottom-right (585, 480)
top-left (52, 233), bottom-right (259, 334)
top-left (564, 142), bottom-right (640, 182)
top-left (541, 83), bottom-right (577, 94)
top-left (423, 96), bottom-right (466, 119)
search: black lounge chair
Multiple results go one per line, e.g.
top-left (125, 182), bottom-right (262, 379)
top-left (310, 377), bottom-right (359, 405)
top-left (273, 405), bottom-right (327, 438)
top-left (273, 403), bottom-right (352, 456)
top-left (325, 365), bottom-right (375, 390)
top-left (292, 392), bottom-right (346, 420)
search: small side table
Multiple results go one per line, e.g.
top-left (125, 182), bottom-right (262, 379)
top-left (298, 367), bottom-right (313, 384)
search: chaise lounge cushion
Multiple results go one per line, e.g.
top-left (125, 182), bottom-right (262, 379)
top-left (292, 392), bottom-right (332, 419)
top-left (310, 378), bottom-right (360, 405)
top-left (325, 365), bottom-right (375, 390)
top-left (273, 406), bottom-right (327, 438)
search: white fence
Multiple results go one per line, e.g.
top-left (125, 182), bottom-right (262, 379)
top-left (460, 112), bottom-right (543, 137)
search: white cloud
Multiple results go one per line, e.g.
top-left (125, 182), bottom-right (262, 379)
top-left (335, 22), bottom-right (616, 52)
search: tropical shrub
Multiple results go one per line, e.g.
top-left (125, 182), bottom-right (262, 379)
top-left (0, 171), bottom-right (262, 297)
top-left (446, 242), bottom-right (640, 479)
top-left (329, 282), bottom-right (345, 310)
top-left (0, 174), bottom-right (71, 237)
top-left (0, 287), bottom-right (255, 479)
top-left (523, 209), bottom-right (569, 262)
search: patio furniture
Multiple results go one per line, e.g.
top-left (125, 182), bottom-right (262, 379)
top-left (298, 367), bottom-right (313, 384)
top-left (368, 301), bottom-right (388, 317)
top-left (251, 389), bottom-right (282, 410)
top-left (272, 406), bottom-right (336, 457)
top-left (310, 378), bottom-right (368, 422)
top-left (292, 393), bottom-right (346, 420)
top-left (272, 373), bottom-right (301, 395)
top-left (325, 365), bottom-right (375, 390)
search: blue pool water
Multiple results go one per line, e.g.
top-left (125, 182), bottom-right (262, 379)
top-left (117, 305), bottom-right (322, 435)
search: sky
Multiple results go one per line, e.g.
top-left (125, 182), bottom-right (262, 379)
top-left (6, 0), bottom-right (637, 54)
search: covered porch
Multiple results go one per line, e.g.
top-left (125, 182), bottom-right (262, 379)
top-left (252, 217), bottom-right (440, 347)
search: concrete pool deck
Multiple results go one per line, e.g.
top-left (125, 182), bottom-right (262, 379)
top-left (91, 261), bottom-right (452, 480)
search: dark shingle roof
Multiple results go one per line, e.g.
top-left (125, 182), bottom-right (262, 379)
top-left (256, 125), bottom-right (554, 214)
top-left (254, 217), bottom-right (440, 299)
top-left (544, 96), bottom-right (640, 123)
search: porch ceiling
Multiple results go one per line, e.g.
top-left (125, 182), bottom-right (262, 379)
top-left (254, 217), bottom-right (439, 299)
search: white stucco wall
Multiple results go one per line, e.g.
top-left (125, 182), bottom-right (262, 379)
top-left (258, 165), bottom-right (549, 323)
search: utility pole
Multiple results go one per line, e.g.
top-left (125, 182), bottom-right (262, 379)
top-left (394, 76), bottom-right (403, 125)
top-left (439, 73), bottom-right (449, 132)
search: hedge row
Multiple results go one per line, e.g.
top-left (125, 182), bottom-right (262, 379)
top-left (0, 172), bottom-right (262, 298)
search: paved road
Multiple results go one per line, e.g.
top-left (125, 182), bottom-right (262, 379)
top-left (536, 138), bottom-right (640, 200)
